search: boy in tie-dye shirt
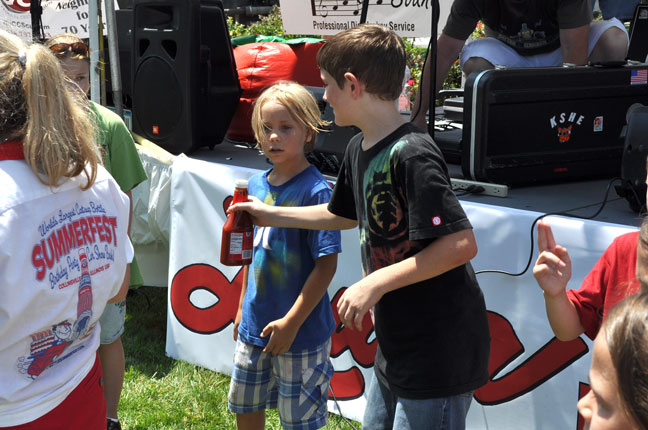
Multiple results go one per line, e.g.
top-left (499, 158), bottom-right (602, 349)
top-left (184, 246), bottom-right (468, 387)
top-left (227, 82), bottom-right (341, 430)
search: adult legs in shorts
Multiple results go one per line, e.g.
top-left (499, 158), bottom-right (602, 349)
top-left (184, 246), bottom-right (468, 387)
top-left (588, 19), bottom-right (629, 63)
top-left (98, 300), bottom-right (127, 429)
top-left (228, 339), bottom-right (333, 430)
top-left (362, 371), bottom-right (473, 430)
top-left (460, 19), bottom-right (629, 73)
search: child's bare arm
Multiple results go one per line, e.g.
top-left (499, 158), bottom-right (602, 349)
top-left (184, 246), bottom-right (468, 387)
top-left (337, 228), bottom-right (478, 330)
top-left (261, 253), bottom-right (338, 355)
top-left (533, 220), bottom-right (585, 340)
top-left (108, 264), bottom-right (130, 304)
top-left (233, 265), bottom-right (249, 341)
top-left (229, 197), bottom-right (357, 231)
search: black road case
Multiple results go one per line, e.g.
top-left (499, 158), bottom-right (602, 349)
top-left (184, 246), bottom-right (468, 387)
top-left (461, 64), bottom-right (648, 186)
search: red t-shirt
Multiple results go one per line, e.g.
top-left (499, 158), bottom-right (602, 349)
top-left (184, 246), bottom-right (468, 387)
top-left (567, 231), bottom-right (640, 340)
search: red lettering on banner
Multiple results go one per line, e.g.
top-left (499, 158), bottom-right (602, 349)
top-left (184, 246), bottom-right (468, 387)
top-left (169, 266), bottom-right (591, 423)
top-left (327, 288), bottom-right (378, 400)
top-left (170, 263), bottom-right (243, 334)
top-left (475, 312), bottom-right (589, 405)
top-left (330, 288), bottom-right (377, 367)
top-left (4, 0), bottom-right (30, 13)
top-left (329, 367), bottom-right (366, 401)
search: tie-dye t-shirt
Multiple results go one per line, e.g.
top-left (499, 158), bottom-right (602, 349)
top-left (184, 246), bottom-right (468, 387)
top-left (238, 165), bottom-right (341, 351)
top-left (328, 123), bottom-right (490, 398)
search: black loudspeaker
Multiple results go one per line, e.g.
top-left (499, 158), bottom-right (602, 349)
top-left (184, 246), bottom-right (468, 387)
top-left (627, 4), bottom-right (648, 62)
top-left (616, 105), bottom-right (648, 213)
top-left (132, 0), bottom-right (240, 154)
top-left (304, 86), bottom-right (360, 176)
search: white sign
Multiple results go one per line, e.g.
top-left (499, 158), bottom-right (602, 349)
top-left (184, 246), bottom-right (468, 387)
top-left (279, 0), bottom-right (452, 37)
top-left (0, 0), bottom-right (109, 41)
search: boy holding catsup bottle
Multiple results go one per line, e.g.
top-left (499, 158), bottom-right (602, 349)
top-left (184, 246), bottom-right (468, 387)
top-left (224, 81), bottom-right (342, 430)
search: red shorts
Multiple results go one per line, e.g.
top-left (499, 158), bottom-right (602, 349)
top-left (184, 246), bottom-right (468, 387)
top-left (2, 354), bottom-right (105, 430)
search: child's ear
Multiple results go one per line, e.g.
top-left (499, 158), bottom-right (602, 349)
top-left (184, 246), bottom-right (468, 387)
top-left (305, 128), bottom-right (313, 143)
top-left (343, 72), bottom-right (361, 98)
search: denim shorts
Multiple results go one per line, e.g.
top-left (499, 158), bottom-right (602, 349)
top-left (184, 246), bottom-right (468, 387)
top-left (362, 371), bottom-right (474, 430)
top-left (228, 339), bottom-right (333, 430)
top-left (98, 300), bottom-right (126, 344)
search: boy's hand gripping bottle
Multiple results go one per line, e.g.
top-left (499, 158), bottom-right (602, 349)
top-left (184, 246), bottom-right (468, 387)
top-left (221, 179), bottom-right (253, 266)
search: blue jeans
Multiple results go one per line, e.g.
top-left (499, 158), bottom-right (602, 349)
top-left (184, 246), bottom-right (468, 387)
top-left (362, 373), bottom-right (473, 430)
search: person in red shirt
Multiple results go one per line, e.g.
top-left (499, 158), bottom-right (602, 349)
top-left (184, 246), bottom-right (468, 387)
top-left (533, 171), bottom-right (648, 341)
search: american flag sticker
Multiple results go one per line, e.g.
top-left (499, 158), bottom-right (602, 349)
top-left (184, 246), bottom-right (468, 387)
top-left (631, 69), bottom-right (648, 85)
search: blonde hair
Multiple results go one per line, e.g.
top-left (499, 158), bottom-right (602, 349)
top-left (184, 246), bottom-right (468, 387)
top-left (0, 30), bottom-right (99, 189)
top-left (251, 81), bottom-right (330, 153)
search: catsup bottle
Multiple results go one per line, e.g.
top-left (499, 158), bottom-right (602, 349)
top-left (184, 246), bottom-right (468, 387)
top-left (221, 179), bottom-right (254, 266)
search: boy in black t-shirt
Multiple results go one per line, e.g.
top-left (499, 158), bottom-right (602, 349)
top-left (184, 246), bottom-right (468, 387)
top-left (229, 24), bottom-right (490, 430)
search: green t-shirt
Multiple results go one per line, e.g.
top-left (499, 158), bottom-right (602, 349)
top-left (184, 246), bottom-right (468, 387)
top-left (90, 101), bottom-right (148, 287)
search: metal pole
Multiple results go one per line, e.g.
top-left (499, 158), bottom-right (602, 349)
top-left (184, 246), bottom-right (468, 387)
top-left (89, 0), bottom-right (101, 103)
top-left (105, 0), bottom-right (124, 118)
top-left (30, 0), bottom-right (44, 41)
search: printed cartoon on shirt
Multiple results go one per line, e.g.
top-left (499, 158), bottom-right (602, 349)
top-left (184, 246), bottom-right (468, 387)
top-left (16, 200), bottom-right (120, 379)
top-left (361, 139), bottom-right (417, 273)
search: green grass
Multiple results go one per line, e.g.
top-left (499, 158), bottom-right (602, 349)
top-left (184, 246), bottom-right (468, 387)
top-left (120, 286), bottom-right (361, 430)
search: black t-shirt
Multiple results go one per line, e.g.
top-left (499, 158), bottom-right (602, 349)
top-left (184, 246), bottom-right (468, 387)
top-left (328, 123), bottom-right (490, 398)
top-left (444, 0), bottom-right (592, 55)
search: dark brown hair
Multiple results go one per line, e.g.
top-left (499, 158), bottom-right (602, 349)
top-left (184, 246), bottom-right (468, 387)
top-left (317, 24), bottom-right (406, 101)
top-left (603, 292), bottom-right (648, 428)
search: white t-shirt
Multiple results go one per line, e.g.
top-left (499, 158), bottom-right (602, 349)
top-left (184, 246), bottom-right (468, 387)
top-left (0, 160), bottom-right (133, 426)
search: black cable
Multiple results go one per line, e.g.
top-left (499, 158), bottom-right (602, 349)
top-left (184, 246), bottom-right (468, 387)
top-left (410, 39), bottom-right (433, 127)
top-left (359, 0), bottom-right (369, 24)
top-left (427, 0), bottom-right (440, 142)
top-left (475, 177), bottom-right (625, 277)
top-left (329, 385), bottom-right (359, 430)
top-left (410, 0), bottom-right (440, 132)
top-left (454, 185), bottom-right (485, 197)
top-left (127, 287), bottom-right (151, 310)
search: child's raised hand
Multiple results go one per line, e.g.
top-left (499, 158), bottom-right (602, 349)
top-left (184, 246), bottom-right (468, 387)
top-left (261, 317), bottom-right (299, 355)
top-left (533, 219), bottom-right (572, 297)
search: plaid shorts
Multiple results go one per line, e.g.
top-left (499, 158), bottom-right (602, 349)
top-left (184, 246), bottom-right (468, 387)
top-left (228, 338), bottom-right (333, 430)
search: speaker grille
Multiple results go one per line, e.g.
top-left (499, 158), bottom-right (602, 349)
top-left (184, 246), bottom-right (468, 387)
top-left (133, 57), bottom-right (183, 140)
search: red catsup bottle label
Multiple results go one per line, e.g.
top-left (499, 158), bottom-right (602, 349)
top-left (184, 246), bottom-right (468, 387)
top-left (221, 179), bottom-right (253, 266)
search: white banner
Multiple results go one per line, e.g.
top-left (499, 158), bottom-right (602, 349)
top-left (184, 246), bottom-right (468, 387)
top-left (279, 0), bottom-right (452, 37)
top-left (165, 153), bottom-right (638, 427)
top-left (0, 0), bottom-right (109, 41)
